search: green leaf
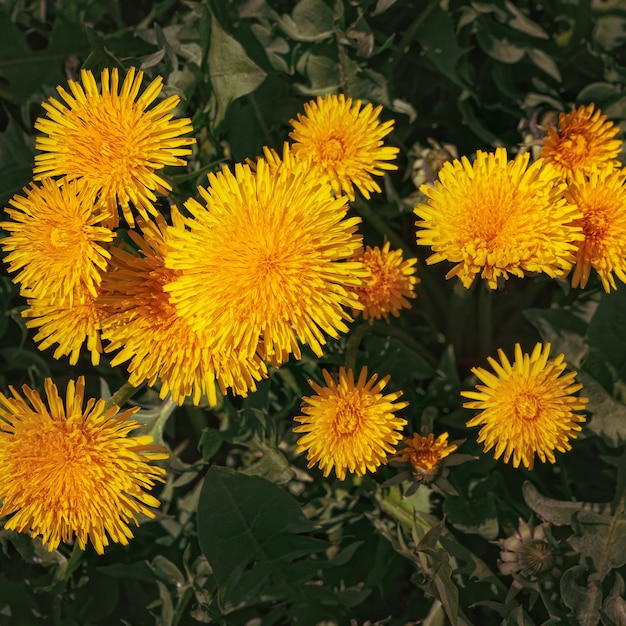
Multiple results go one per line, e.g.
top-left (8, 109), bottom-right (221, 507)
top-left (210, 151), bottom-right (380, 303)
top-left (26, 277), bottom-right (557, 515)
top-left (504, 1), bottom-right (549, 39)
top-left (477, 31), bottom-right (526, 63)
top-left (560, 565), bottom-right (602, 626)
top-left (527, 48), bottom-right (562, 82)
top-left (585, 289), bottom-right (626, 384)
top-left (523, 307), bottom-right (588, 367)
top-left (198, 428), bottom-right (223, 461)
top-left (0, 116), bottom-right (35, 207)
top-left (593, 15), bottom-right (626, 52)
top-left (197, 467), bottom-right (328, 612)
top-left (415, 4), bottom-right (472, 91)
top-left (442, 490), bottom-right (498, 540)
top-left (522, 481), bottom-right (584, 525)
top-left (577, 371), bottom-right (626, 447)
top-left (600, 573), bottom-right (626, 626)
top-left (278, 0), bottom-right (335, 42)
top-left (208, 13), bottom-right (267, 127)
top-left (0, 13), bottom-right (89, 103)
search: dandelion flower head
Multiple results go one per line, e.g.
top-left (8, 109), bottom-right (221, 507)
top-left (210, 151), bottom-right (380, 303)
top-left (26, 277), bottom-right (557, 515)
top-left (0, 377), bottom-right (167, 554)
top-left (392, 432), bottom-right (458, 478)
top-left (24, 289), bottom-right (107, 366)
top-left (462, 343), bottom-right (588, 470)
top-left (539, 104), bottom-right (622, 177)
top-left (353, 241), bottom-right (418, 320)
top-left (564, 165), bottom-right (626, 292)
top-left (289, 94), bottom-right (399, 201)
top-left (165, 151), bottom-right (366, 365)
top-left (101, 212), bottom-right (267, 406)
top-left (415, 148), bottom-right (584, 289)
top-left (33, 67), bottom-right (195, 227)
top-left (293, 367), bottom-right (408, 481)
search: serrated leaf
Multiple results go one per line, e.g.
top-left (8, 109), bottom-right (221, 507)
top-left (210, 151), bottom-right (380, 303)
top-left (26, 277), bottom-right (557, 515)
top-left (577, 371), bottom-right (626, 447)
top-left (522, 481), bottom-right (584, 525)
top-left (208, 13), bottom-right (267, 127)
top-left (523, 307), bottom-right (588, 367)
top-left (561, 566), bottom-right (602, 626)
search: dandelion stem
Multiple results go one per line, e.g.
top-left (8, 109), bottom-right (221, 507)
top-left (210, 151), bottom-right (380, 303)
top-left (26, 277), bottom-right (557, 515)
top-left (104, 381), bottom-right (141, 411)
top-left (344, 322), bottom-right (372, 371)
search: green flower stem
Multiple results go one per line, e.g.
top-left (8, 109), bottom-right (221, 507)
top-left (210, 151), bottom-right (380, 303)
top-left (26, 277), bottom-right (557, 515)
top-left (477, 284), bottom-right (493, 359)
top-left (344, 322), bottom-right (372, 371)
top-left (103, 381), bottom-right (141, 412)
top-left (351, 197), bottom-right (413, 257)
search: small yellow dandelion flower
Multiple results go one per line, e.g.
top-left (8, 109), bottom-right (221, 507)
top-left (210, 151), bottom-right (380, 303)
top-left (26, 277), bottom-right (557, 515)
top-left (1, 179), bottom-right (114, 304)
top-left (415, 148), bottom-right (584, 289)
top-left (353, 242), bottom-right (418, 320)
top-left (33, 67), bottom-right (195, 227)
top-left (165, 152), bottom-right (366, 365)
top-left (101, 213), bottom-right (267, 406)
top-left (539, 104), bottom-right (622, 177)
top-left (23, 289), bottom-right (108, 366)
top-left (564, 166), bottom-right (626, 291)
top-left (293, 367), bottom-right (408, 480)
top-left (461, 343), bottom-right (588, 470)
top-left (392, 432), bottom-right (458, 483)
top-left (289, 94), bottom-right (399, 201)
top-left (0, 377), bottom-right (167, 554)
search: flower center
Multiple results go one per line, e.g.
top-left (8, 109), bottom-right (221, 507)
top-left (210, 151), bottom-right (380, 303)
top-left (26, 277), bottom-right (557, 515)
top-left (514, 392), bottom-right (542, 421)
top-left (321, 137), bottom-right (345, 162)
top-left (560, 132), bottom-right (588, 166)
top-left (335, 395), bottom-right (361, 435)
top-left (583, 207), bottom-right (609, 240)
top-left (519, 539), bottom-right (556, 576)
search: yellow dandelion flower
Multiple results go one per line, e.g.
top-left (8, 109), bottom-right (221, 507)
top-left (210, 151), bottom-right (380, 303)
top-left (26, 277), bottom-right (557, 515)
top-left (1, 179), bottom-right (114, 304)
top-left (33, 67), bottom-right (195, 227)
top-left (164, 151), bottom-right (366, 365)
top-left (101, 213), bottom-right (267, 406)
top-left (564, 166), bottom-right (626, 291)
top-left (23, 289), bottom-right (107, 366)
top-left (293, 367), bottom-right (408, 480)
top-left (289, 94), bottom-right (399, 201)
top-left (353, 242), bottom-right (418, 320)
top-left (415, 148), bottom-right (584, 289)
top-left (392, 432), bottom-right (458, 482)
top-left (539, 104), bottom-right (622, 177)
top-left (0, 376), bottom-right (167, 554)
top-left (461, 343), bottom-right (588, 470)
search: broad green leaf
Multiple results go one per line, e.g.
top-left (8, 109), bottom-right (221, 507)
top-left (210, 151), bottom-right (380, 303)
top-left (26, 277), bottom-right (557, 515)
top-left (415, 4), bottom-right (473, 91)
top-left (0, 117), bottom-right (34, 206)
top-left (197, 467), bottom-right (327, 612)
top-left (476, 30), bottom-right (525, 63)
top-left (577, 371), bottom-right (626, 447)
top-left (442, 490), bottom-right (498, 540)
top-left (577, 81), bottom-right (622, 108)
top-left (600, 573), bottom-right (626, 626)
top-left (585, 289), bottom-right (626, 384)
top-left (0, 13), bottom-right (89, 103)
top-left (208, 13), bottom-right (267, 127)
top-left (295, 51), bottom-right (341, 94)
top-left (593, 15), bottom-right (626, 51)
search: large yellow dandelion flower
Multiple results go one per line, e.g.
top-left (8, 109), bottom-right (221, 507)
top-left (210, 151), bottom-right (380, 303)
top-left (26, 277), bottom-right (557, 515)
top-left (289, 94), bottom-right (399, 201)
top-left (353, 242), bottom-right (418, 320)
top-left (392, 432), bottom-right (458, 481)
top-left (33, 67), bottom-right (195, 227)
top-left (165, 152), bottom-right (366, 365)
top-left (461, 343), bottom-right (588, 470)
top-left (293, 367), bottom-right (408, 480)
top-left (101, 213), bottom-right (267, 406)
top-left (564, 166), bottom-right (626, 291)
top-left (415, 148), bottom-right (584, 289)
top-left (0, 377), bottom-right (167, 554)
top-left (23, 290), bottom-right (108, 366)
top-left (539, 104), bottom-right (622, 177)
top-left (1, 179), bottom-right (114, 304)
